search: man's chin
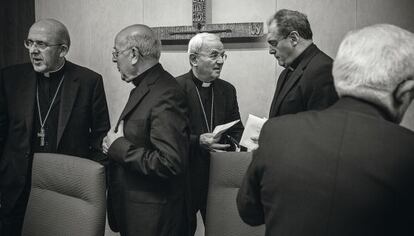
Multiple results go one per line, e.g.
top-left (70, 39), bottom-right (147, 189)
top-left (277, 61), bottom-right (286, 67)
top-left (32, 65), bottom-right (46, 73)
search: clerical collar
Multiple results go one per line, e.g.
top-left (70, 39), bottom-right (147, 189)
top-left (43, 60), bottom-right (66, 78)
top-left (190, 70), bottom-right (214, 88)
top-left (132, 63), bottom-right (161, 87)
top-left (37, 61), bottom-right (66, 80)
top-left (289, 43), bottom-right (317, 70)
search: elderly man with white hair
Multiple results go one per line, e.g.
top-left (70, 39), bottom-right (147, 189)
top-left (176, 32), bottom-right (244, 235)
top-left (237, 24), bottom-right (414, 236)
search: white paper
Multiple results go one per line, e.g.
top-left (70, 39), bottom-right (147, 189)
top-left (212, 119), bottom-right (240, 138)
top-left (239, 114), bottom-right (267, 150)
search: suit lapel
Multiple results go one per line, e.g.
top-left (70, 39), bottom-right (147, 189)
top-left (213, 83), bottom-right (225, 128)
top-left (115, 64), bottom-right (163, 131)
top-left (24, 69), bottom-right (37, 136)
top-left (57, 62), bottom-right (79, 147)
top-left (116, 84), bottom-right (149, 130)
top-left (272, 47), bottom-right (319, 115)
top-left (269, 69), bottom-right (289, 117)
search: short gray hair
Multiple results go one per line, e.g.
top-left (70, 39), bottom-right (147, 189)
top-left (124, 30), bottom-right (161, 60)
top-left (188, 33), bottom-right (221, 54)
top-left (333, 24), bottom-right (414, 107)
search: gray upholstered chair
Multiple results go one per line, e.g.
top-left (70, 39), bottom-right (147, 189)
top-left (22, 153), bottom-right (106, 236)
top-left (205, 152), bottom-right (265, 236)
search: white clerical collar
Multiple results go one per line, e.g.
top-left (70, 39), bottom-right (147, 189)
top-left (202, 82), bottom-right (211, 87)
top-left (43, 60), bottom-right (66, 78)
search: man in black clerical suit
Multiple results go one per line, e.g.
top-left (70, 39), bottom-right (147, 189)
top-left (267, 9), bottom-right (338, 118)
top-left (176, 33), bottom-right (244, 235)
top-left (238, 24), bottom-right (414, 236)
top-left (0, 19), bottom-right (110, 235)
top-left (102, 24), bottom-right (190, 236)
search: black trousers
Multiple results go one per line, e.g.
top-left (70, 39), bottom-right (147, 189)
top-left (0, 185), bottom-right (30, 236)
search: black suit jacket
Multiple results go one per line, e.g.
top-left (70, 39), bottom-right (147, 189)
top-left (0, 61), bottom-right (110, 214)
top-left (176, 71), bottom-right (244, 210)
top-left (107, 64), bottom-right (190, 236)
top-left (238, 97), bottom-right (414, 236)
top-left (269, 44), bottom-right (338, 118)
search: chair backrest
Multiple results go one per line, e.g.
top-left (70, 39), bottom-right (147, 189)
top-left (22, 153), bottom-right (106, 236)
top-left (205, 152), bottom-right (265, 236)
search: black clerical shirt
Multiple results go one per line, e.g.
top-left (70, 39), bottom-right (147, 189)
top-left (191, 72), bottom-right (214, 133)
top-left (32, 65), bottom-right (65, 153)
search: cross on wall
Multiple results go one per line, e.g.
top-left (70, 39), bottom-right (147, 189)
top-left (152, 0), bottom-right (264, 44)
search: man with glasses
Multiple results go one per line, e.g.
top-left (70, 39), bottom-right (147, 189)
top-left (176, 33), bottom-right (244, 235)
top-left (102, 24), bottom-right (190, 236)
top-left (0, 18), bottom-right (110, 235)
top-left (267, 9), bottom-right (338, 118)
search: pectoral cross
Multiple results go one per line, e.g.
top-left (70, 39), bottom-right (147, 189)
top-left (37, 127), bottom-right (45, 146)
top-left (152, 0), bottom-right (264, 44)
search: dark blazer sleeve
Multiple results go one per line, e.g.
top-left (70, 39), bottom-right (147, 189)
top-left (108, 87), bottom-right (189, 179)
top-left (303, 57), bottom-right (338, 111)
top-left (89, 75), bottom-right (110, 161)
top-left (226, 84), bottom-right (244, 142)
top-left (237, 149), bottom-right (265, 226)
top-left (0, 68), bottom-right (8, 157)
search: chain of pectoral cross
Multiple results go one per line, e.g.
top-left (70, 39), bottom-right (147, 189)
top-left (36, 76), bottom-right (65, 146)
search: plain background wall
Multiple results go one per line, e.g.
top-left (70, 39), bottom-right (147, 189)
top-left (34, 0), bottom-right (414, 130)
top-left (0, 0), bottom-right (34, 69)
top-left (34, 0), bottom-right (414, 235)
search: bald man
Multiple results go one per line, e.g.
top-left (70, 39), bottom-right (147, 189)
top-left (0, 19), bottom-right (110, 235)
top-left (102, 24), bottom-right (190, 236)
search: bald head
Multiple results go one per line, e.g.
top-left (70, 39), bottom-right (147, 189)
top-left (27, 19), bottom-right (70, 73)
top-left (115, 24), bottom-right (161, 60)
top-left (29, 19), bottom-right (70, 48)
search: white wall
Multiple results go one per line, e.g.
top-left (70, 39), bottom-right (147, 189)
top-left (34, 1), bottom-right (414, 235)
top-left (35, 0), bottom-right (414, 130)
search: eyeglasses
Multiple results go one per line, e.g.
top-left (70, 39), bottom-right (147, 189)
top-left (24, 39), bottom-right (63, 51)
top-left (112, 47), bottom-right (132, 58)
top-left (267, 32), bottom-right (291, 48)
top-left (195, 52), bottom-right (227, 61)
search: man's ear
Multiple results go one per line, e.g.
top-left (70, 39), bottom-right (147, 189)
top-left (289, 31), bottom-right (300, 47)
top-left (394, 77), bottom-right (414, 105)
top-left (131, 46), bottom-right (139, 65)
top-left (59, 44), bottom-right (69, 57)
top-left (189, 53), bottom-right (198, 67)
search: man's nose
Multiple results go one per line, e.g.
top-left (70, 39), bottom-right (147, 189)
top-left (29, 46), bottom-right (40, 54)
top-left (269, 47), bottom-right (276, 55)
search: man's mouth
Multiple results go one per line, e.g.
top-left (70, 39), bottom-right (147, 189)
top-left (32, 58), bottom-right (43, 63)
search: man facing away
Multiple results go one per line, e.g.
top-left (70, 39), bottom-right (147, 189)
top-left (267, 9), bottom-right (338, 118)
top-left (237, 24), bottom-right (414, 236)
top-left (0, 18), bottom-right (110, 236)
top-left (102, 24), bottom-right (191, 236)
top-left (176, 32), bottom-right (244, 235)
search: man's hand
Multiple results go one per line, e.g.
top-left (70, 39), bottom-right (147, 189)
top-left (199, 132), bottom-right (230, 151)
top-left (250, 135), bottom-right (259, 151)
top-left (102, 121), bottom-right (124, 154)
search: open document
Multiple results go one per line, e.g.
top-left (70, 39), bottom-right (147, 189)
top-left (240, 114), bottom-right (267, 150)
top-left (212, 119), bottom-right (240, 138)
